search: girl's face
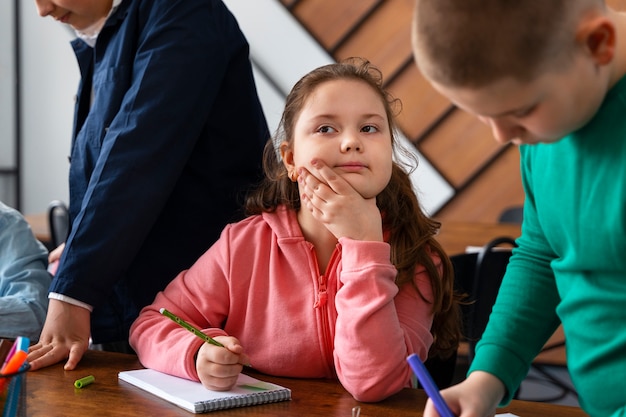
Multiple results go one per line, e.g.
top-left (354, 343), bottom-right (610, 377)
top-left (283, 79), bottom-right (393, 200)
top-left (34, 0), bottom-right (112, 31)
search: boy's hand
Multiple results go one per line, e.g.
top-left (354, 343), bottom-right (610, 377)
top-left (298, 159), bottom-right (383, 242)
top-left (423, 371), bottom-right (505, 417)
top-left (47, 243), bottom-right (65, 275)
top-left (48, 243), bottom-right (65, 264)
top-left (196, 336), bottom-right (249, 391)
top-left (27, 299), bottom-right (91, 371)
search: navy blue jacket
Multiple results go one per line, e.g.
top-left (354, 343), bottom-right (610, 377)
top-left (50, 0), bottom-right (269, 342)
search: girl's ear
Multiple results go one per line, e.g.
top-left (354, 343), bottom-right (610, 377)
top-left (576, 14), bottom-right (615, 66)
top-left (279, 142), bottom-right (296, 178)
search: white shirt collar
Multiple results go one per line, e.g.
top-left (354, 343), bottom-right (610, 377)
top-left (75, 0), bottom-right (124, 48)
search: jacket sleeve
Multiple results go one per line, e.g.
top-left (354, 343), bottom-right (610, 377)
top-left (0, 207), bottom-right (51, 341)
top-left (333, 238), bottom-right (436, 402)
top-left (51, 0), bottom-right (250, 305)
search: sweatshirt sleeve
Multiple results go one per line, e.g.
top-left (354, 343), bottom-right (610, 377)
top-left (469, 147), bottom-right (561, 405)
top-left (129, 227), bottom-right (233, 380)
top-left (333, 238), bottom-right (436, 402)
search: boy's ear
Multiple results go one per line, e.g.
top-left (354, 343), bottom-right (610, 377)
top-left (576, 15), bottom-right (616, 65)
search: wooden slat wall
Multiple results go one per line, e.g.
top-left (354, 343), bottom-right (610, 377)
top-left (279, 0), bottom-right (624, 223)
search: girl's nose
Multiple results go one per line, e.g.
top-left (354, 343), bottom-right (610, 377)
top-left (341, 132), bottom-right (363, 152)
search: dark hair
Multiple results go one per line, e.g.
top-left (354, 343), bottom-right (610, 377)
top-left (246, 58), bottom-right (460, 358)
top-left (412, 0), bottom-right (603, 87)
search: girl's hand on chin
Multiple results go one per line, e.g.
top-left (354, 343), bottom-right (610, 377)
top-left (298, 160), bottom-right (382, 242)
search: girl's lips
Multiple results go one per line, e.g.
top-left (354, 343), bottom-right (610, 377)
top-left (337, 163), bottom-right (366, 172)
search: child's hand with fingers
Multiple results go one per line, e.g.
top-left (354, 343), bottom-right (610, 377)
top-left (423, 371), bottom-right (505, 417)
top-left (297, 159), bottom-right (383, 242)
top-left (196, 336), bottom-right (249, 391)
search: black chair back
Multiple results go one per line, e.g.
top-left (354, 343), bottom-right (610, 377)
top-left (48, 200), bottom-right (69, 248)
top-left (499, 206), bottom-right (524, 224)
top-left (451, 236), bottom-right (517, 363)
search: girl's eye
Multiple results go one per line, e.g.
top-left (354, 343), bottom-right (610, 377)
top-left (317, 125), bottom-right (337, 133)
top-left (361, 125), bottom-right (379, 133)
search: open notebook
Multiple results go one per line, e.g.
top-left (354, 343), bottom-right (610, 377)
top-left (119, 369), bottom-right (291, 413)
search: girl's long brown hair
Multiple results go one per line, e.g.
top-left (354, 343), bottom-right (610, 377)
top-left (246, 58), bottom-right (461, 358)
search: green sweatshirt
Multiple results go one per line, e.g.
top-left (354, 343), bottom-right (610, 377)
top-left (469, 75), bottom-right (626, 417)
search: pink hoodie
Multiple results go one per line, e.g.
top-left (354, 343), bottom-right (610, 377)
top-left (130, 206), bottom-right (438, 402)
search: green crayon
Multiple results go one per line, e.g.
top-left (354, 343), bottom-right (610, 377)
top-left (74, 375), bottom-right (95, 389)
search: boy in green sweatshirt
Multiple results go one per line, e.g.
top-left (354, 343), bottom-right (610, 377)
top-left (412, 1), bottom-right (626, 416)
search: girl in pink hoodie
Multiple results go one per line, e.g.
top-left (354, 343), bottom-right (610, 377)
top-left (130, 58), bottom-right (459, 402)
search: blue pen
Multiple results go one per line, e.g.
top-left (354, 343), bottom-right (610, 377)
top-left (407, 353), bottom-right (455, 417)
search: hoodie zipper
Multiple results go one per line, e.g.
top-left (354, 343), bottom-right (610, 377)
top-left (313, 246), bottom-right (341, 374)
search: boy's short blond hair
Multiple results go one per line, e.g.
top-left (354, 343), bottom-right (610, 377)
top-left (412, 0), bottom-right (604, 87)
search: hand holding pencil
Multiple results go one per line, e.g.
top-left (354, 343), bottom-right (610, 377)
top-left (412, 352), bottom-right (505, 417)
top-left (160, 308), bottom-right (250, 391)
top-left (196, 337), bottom-right (249, 391)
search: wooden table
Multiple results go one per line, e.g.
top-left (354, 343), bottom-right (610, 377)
top-left (24, 212), bottom-right (50, 245)
top-left (22, 350), bottom-right (584, 417)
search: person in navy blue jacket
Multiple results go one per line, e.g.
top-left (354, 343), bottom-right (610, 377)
top-left (28, 0), bottom-right (269, 371)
